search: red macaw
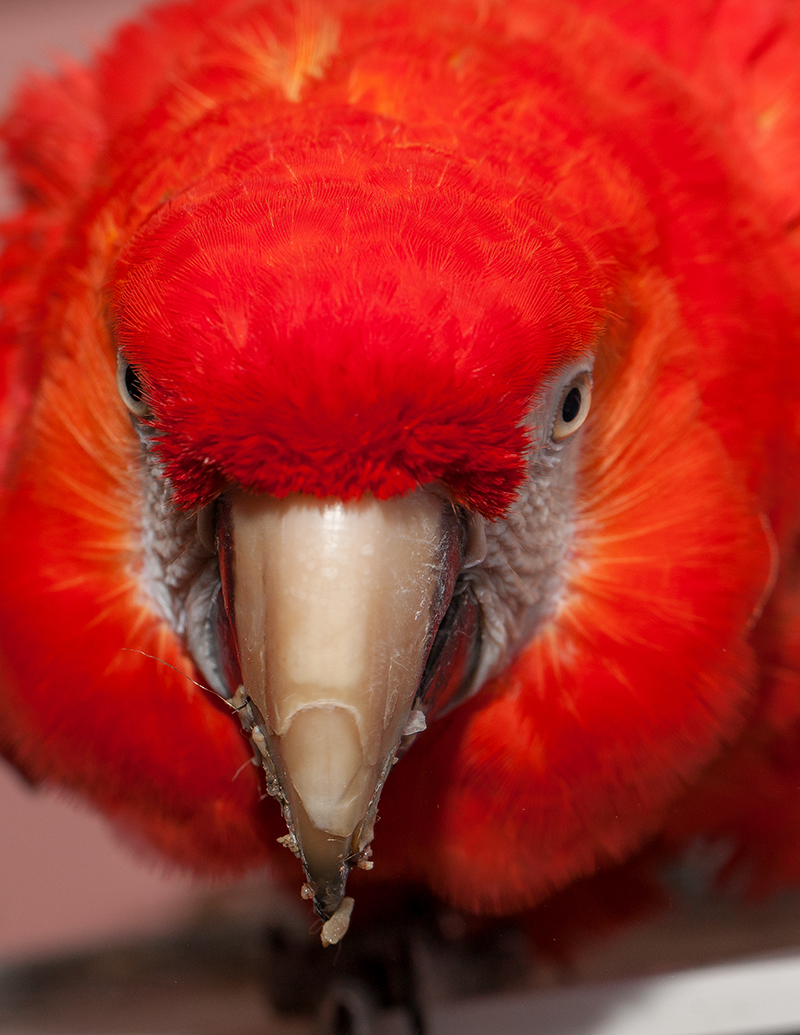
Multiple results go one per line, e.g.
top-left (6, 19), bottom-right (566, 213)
top-left (1, 0), bottom-right (799, 947)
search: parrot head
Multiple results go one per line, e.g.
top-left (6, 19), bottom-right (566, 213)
top-left (2, 0), bottom-right (782, 941)
top-left (109, 119), bottom-right (602, 921)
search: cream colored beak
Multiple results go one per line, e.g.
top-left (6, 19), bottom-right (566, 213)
top-left (219, 489), bottom-right (463, 923)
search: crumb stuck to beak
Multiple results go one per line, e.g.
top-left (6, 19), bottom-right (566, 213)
top-left (320, 897), bottom-right (355, 947)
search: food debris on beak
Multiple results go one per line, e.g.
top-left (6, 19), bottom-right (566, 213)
top-left (320, 897), bottom-right (356, 946)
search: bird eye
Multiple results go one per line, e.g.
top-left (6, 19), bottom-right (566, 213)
top-left (116, 356), bottom-right (150, 417)
top-left (552, 372), bottom-right (592, 442)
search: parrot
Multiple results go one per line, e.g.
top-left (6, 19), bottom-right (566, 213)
top-left (1, 0), bottom-right (800, 960)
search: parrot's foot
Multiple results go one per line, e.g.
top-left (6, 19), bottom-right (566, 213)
top-left (260, 889), bottom-right (532, 1035)
top-left (262, 911), bottom-right (425, 1034)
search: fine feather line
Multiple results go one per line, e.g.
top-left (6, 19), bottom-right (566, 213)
top-left (121, 646), bottom-right (207, 692)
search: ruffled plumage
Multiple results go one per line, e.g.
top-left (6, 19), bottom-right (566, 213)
top-left (1, 0), bottom-right (799, 922)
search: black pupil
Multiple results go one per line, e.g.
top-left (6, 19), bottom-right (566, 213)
top-left (561, 386), bottom-right (582, 423)
top-left (124, 363), bottom-right (144, 403)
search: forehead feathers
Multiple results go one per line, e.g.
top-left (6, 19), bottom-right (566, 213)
top-left (112, 123), bottom-right (602, 515)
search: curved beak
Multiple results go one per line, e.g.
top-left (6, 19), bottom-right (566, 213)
top-left (216, 489), bottom-right (470, 926)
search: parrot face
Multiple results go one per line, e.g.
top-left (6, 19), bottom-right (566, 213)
top-left (109, 162), bottom-right (598, 917)
top-left (2, 0), bottom-right (799, 941)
